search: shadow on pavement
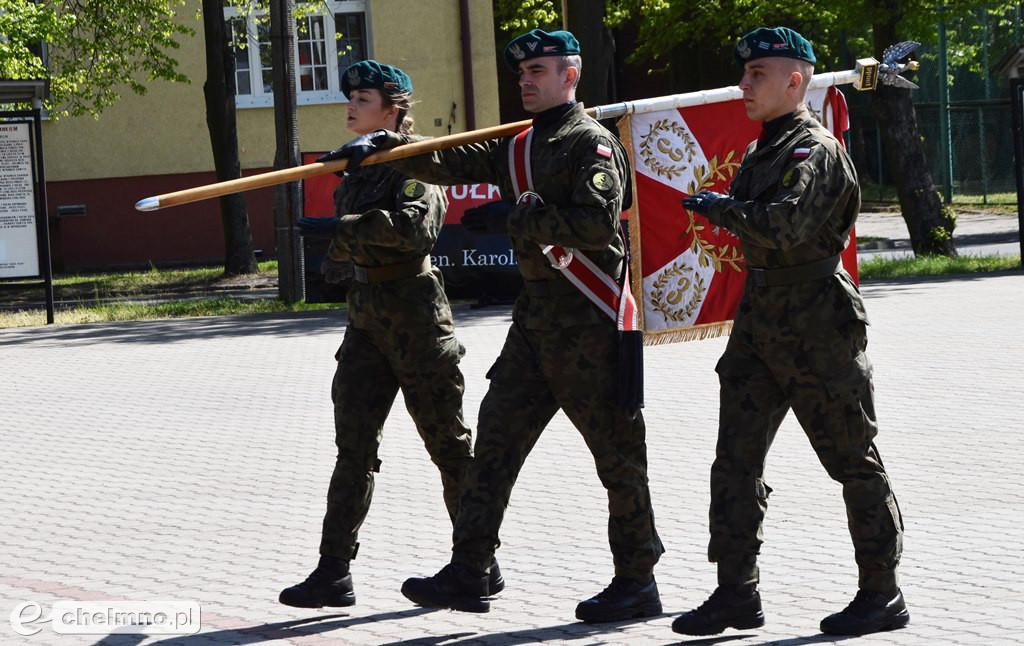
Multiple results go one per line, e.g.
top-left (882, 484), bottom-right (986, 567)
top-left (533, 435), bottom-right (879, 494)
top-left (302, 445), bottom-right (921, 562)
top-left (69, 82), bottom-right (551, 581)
top-left (0, 304), bottom-right (513, 348)
top-left (0, 310), bottom-right (344, 347)
top-left (90, 609), bottom-right (441, 645)
top-left (377, 613), bottom-right (663, 645)
top-left (82, 618), bottom-right (868, 646)
top-left (666, 635), bottom-right (756, 645)
top-left (953, 231), bottom-right (1020, 246)
top-left (665, 633), bottom-right (859, 645)
top-left (866, 230), bottom-right (1020, 251)
top-left (860, 268), bottom-right (1024, 300)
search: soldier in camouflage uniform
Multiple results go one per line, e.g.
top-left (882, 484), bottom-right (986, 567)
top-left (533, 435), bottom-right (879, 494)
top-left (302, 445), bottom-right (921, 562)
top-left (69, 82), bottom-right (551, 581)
top-left (279, 60), bottom-right (502, 609)
top-left (325, 29), bottom-right (664, 622)
top-left (673, 28), bottom-right (909, 637)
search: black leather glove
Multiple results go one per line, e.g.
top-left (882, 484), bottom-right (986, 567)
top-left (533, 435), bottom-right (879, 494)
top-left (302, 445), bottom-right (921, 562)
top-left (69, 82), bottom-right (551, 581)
top-left (681, 190), bottom-right (727, 215)
top-left (461, 201), bottom-right (514, 235)
top-left (296, 216), bottom-right (340, 239)
top-left (316, 129), bottom-right (399, 171)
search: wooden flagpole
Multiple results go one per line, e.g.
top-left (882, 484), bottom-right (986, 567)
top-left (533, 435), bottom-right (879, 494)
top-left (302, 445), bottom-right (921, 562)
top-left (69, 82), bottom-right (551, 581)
top-left (135, 118), bottom-right (534, 211)
top-left (135, 65), bottom-right (881, 212)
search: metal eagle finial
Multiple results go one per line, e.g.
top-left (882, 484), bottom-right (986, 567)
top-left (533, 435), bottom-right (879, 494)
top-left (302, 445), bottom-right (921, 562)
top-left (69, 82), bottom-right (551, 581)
top-left (879, 41), bottom-right (921, 89)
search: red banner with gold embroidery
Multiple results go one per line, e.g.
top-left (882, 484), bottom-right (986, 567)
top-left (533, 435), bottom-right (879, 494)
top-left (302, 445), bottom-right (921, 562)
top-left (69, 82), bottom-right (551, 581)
top-left (622, 86), bottom-right (858, 344)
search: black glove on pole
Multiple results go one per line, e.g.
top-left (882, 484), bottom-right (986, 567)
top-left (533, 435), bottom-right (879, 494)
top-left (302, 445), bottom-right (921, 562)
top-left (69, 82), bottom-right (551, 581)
top-left (680, 190), bottom-right (727, 215)
top-left (317, 129), bottom-right (398, 171)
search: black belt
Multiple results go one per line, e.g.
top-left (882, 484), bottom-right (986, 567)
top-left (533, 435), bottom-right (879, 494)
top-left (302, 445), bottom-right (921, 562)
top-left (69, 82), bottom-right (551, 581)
top-left (353, 256), bottom-right (431, 284)
top-left (747, 254), bottom-right (842, 287)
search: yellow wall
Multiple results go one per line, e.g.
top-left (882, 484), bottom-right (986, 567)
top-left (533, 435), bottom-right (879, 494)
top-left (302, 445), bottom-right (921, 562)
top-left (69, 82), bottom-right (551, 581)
top-left (41, 0), bottom-right (499, 181)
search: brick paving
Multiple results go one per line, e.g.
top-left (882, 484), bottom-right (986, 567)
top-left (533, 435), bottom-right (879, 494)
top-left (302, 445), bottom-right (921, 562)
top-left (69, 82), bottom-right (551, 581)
top-left (2, 270), bottom-right (1023, 644)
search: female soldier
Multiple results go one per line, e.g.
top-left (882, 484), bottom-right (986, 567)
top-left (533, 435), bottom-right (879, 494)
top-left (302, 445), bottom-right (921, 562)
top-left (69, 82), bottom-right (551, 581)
top-left (280, 60), bottom-right (499, 607)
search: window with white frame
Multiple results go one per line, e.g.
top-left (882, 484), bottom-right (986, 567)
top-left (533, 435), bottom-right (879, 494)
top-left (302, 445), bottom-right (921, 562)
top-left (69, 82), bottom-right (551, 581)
top-left (224, 1), bottom-right (370, 108)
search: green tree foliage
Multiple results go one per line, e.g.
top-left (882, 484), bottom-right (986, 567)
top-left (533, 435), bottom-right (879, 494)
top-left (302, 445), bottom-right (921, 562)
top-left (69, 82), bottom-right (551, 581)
top-left (605, 0), bottom-right (846, 68)
top-left (0, 0), bottom-right (193, 118)
top-left (603, 0), bottom-right (1016, 73)
top-left (494, 0), bottom-right (560, 32)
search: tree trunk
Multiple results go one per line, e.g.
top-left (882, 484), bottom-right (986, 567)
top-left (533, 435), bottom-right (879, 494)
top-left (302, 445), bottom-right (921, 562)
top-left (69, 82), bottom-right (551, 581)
top-left (871, 13), bottom-right (956, 257)
top-left (567, 0), bottom-right (614, 107)
top-left (201, 0), bottom-right (258, 275)
top-left (269, 0), bottom-right (303, 303)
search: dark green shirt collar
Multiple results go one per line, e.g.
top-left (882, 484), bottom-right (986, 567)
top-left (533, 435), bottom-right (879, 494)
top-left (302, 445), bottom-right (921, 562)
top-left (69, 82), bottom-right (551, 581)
top-left (532, 100), bottom-right (578, 130)
top-left (759, 110), bottom-right (797, 147)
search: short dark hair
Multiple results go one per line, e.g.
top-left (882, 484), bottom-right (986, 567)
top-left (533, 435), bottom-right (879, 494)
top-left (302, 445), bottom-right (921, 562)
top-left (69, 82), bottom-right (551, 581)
top-left (557, 54), bottom-right (582, 88)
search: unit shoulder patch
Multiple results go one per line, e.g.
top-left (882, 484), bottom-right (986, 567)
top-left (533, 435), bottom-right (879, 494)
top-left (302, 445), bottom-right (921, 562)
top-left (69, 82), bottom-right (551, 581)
top-left (591, 170), bottom-right (613, 192)
top-left (782, 167), bottom-right (800, 188)
top-left (401, 180), bottom-right (426, 199)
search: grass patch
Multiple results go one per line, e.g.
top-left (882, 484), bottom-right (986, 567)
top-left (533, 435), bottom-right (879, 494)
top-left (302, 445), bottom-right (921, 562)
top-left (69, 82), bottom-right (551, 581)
top-left (0, 260), bottom-right (349, 329)
top-left (952, 192), bottom-right (1018, 206)
top-left (858, 187), bottom-right (1018, 209)
top-left (859, 254), bottom-right (1022, 280)
top-left (0, 297), bottom-right (341, 328)
top-left (52, 260), bottom-right (281, 295)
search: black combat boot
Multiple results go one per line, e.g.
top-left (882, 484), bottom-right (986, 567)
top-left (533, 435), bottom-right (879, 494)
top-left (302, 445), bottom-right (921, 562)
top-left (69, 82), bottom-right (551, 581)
top-left (820, 588), bottom-right (909, 635)
top-left (574, 575), bottom-right (662, 623)
top-left (278, 555), bottom-right (355, 608)
top-left (488, 558), bottom-right (505, 595)
top-left (401, 563), bottom-right (490, 613)
top-left (671, 584), bottom-right (764, 635)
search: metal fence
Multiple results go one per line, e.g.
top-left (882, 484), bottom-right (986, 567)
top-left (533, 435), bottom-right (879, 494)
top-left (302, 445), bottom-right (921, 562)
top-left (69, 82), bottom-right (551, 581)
top-left (849, 100), bottom-right (1016, 204)
top-left (846, 4), bottom-right (1022, 204)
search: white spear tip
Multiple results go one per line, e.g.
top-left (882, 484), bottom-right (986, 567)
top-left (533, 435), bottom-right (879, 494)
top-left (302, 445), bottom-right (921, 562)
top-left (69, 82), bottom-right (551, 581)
top-left (135, 197), bottom-right (161, 212)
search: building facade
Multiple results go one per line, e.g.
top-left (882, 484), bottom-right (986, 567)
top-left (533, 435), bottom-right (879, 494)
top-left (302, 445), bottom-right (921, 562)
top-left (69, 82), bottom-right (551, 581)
top-left (41, 0), bottom-right (499, 271)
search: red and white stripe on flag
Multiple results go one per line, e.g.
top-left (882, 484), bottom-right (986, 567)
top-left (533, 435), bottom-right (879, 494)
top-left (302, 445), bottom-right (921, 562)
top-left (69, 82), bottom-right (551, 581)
top-left (624, 86), bottom-right (858, 344)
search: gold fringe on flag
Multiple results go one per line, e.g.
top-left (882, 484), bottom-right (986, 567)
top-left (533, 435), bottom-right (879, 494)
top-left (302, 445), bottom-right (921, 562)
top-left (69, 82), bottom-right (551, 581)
top-left (643, 320), bottom-right (733, 346)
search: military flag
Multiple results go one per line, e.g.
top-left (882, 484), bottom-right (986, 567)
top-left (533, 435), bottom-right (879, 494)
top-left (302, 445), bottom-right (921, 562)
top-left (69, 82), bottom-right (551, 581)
top-left (621, 86), bottom-right (858, 344)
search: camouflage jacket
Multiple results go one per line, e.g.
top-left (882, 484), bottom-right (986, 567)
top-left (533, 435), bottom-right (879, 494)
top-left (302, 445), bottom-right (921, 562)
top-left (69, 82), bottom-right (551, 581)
top-left (388, 102), bottom-right (632, 330)
top-left (705, 106), bottom-right (868, 332)
top-left (328, 163), bottom-right (454, 331)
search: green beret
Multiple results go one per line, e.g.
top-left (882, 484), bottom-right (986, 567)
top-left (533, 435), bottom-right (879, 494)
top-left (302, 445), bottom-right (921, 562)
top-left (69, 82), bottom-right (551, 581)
top-left (503, 29), bottom-right (580, 72)
top-left (733, 27), bottom-right (816, 67)
top-left (341, 59), bottom-right (412, 98)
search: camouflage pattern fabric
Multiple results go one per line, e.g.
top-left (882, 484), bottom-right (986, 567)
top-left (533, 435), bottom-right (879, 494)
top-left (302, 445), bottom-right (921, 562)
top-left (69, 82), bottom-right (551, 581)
top-left (388, 103), bottom-right (664, 577)
top-left (389, 102), bottom-right (632, 329)
top-left (318, 163), bottom-right (473, 561)
top-left (449, 321), bottom-right (663, 579)
top-left (702, 107), bottom-right (904, 592)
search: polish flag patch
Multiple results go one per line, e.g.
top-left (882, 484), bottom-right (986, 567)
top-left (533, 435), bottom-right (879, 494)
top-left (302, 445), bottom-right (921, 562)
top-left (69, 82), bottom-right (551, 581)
top-left (792, 147), bottom-right (811, 159)
top-left (596, 143), bottom-right (612, 158)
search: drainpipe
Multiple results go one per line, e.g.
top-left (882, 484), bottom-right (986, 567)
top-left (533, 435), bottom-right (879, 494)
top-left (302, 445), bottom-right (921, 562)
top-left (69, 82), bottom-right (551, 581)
top-left (458, 0), bottom-right (476, 130)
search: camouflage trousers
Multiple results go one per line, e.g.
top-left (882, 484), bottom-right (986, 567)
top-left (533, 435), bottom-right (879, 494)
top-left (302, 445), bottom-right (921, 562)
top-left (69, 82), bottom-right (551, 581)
top-left (710, 319), bottom-right (904, 592)
top-left (450, 321), bottom-right (664, 579)
top-left (319, 323), bottom-right (474, 561)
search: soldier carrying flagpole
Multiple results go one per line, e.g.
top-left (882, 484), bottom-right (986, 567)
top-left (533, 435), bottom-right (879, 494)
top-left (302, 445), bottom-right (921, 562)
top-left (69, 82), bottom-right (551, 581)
top-left (316, 27), bottom-right (666, 622)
